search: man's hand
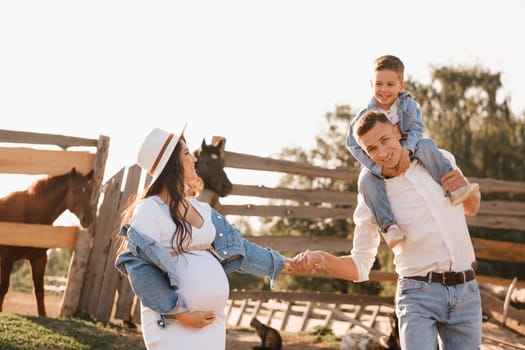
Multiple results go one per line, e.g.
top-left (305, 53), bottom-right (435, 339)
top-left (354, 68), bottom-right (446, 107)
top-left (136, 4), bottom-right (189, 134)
top-left (440, 169), bottom-right (468, 193)
top-left (441, 169), bottom-right (481, 216)
top-left (290, 250), bottom-right (325, 273)
top-left (174, 311), bottom-right (216, 328)
top-left (292, 251), bottom-right (360, 281)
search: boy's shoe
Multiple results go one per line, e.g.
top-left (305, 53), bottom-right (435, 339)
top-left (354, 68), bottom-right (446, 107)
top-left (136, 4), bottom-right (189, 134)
top-left (450, 183), bottom-right (479, 206)
top-left (382, 224), bottom-right (405, 248)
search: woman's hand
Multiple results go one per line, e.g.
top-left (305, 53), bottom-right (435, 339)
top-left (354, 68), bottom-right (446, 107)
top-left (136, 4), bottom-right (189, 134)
top-left (174, 311), bottom-right (216, 328)
top-left (290, 250), bottom-right (325, 273)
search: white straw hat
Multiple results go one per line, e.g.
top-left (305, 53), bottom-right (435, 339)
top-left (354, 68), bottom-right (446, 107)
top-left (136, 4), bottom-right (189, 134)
top-left (137, 126), bottom-right (186, 181)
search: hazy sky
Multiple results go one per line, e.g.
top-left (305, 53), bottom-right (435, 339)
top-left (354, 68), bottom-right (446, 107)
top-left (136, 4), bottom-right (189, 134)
top-left (1, 0), bottom-right (524, 199)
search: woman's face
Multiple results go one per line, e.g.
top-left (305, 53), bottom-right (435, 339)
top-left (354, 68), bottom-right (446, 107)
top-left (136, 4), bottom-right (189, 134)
top-left (178, 140), bottom-right (199, 185)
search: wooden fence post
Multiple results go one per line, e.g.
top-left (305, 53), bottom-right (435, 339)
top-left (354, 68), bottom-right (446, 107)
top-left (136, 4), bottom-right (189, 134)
top-left (59, 228), bottom-right (91, 317)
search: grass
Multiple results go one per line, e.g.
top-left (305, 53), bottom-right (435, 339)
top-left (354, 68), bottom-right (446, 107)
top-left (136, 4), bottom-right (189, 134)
top-left (0, 312), bottom-right (341, 350)
top-left (0, 313), bottom-right (145, 350)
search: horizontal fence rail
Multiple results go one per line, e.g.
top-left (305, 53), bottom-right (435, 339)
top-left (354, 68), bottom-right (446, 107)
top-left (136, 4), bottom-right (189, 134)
top-left (0, 129), bottom-right (100, 149)
top-left (0, 223), bottom-right (79, 249)
top-left (221, 151), bottom-right (525, 232)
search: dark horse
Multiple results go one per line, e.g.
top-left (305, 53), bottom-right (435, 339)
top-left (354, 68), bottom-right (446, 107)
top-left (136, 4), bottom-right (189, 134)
top-left (194, 138), bottom-right (233, 197)
top-left (0, 168), bottom-right (95, 316)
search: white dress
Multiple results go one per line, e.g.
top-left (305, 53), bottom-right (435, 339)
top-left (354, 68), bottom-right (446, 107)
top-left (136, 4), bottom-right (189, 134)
top-left (130, 196), bottom-right (230, 350)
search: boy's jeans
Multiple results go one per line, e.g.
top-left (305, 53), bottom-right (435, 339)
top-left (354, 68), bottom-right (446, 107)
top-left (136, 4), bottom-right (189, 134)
top-left (395, 278), bottom-right (482, 349)
top-left (358, 138), bottom-right (453, 232)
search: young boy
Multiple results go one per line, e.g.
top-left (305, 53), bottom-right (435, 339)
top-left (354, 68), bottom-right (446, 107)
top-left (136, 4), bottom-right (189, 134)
top-left (345, 55), bottom-right (479, 248)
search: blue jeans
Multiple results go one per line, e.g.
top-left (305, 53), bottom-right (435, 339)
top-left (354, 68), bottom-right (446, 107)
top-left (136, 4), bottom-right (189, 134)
top-left (395, 278), bottom-right (482, 350)
top-left (358, 138), bottom-right (453, 232)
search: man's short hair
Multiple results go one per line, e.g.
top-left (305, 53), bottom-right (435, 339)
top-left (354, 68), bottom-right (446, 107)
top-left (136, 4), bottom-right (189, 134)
top-left (354, 110), bottom-right (391, 140)
top-left (374, 55), bottom-right (405, 80)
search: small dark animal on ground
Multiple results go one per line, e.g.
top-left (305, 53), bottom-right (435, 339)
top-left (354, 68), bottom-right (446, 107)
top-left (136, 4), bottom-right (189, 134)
top-left (385, 311), bottom-right (401, 350)
top-left (250, 317), bottom-right (282, 350)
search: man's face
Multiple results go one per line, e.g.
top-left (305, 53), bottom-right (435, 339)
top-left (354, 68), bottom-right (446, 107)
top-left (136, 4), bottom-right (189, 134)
top-left (370, 69), bottom-right (406, 110)
top-left (357, 121), bottom-right (403, 170)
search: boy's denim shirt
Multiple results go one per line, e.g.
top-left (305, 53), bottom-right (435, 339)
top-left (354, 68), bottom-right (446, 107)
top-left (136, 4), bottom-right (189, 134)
top-left (115, 208), bottom-right (285, 327)
top-left (345, 91), bottom-right (426, 177)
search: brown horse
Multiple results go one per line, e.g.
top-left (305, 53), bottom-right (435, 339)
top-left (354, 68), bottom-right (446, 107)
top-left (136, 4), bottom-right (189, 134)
top-left (0, 168), bottom-right (95, 316)
top-left (194, 138), bottom-right (233, 197)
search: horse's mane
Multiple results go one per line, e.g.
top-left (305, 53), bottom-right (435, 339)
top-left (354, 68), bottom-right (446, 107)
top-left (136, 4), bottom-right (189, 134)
top-left (27, 172), bottom-right (70, 197)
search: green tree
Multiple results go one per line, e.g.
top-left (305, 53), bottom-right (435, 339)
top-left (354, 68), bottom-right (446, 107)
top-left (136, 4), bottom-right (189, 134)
top-left (407, 65), bottom-right (525, 181)
top-left (408, 65), bottom-right (525, 280)
top-left (46, 248), bottom-right (72, 276)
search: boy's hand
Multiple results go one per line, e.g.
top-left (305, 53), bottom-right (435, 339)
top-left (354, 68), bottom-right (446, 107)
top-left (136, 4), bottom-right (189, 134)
top-left (381, 148), bottom-right (411, 178)
top-left (173, 311), bottom-right (216, 328)
top-left (398, 148), bottom-right (411, 173)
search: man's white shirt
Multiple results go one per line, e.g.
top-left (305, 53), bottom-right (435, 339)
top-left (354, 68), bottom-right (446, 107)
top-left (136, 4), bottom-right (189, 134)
top-left (351, 150), bottom-right (476, 281)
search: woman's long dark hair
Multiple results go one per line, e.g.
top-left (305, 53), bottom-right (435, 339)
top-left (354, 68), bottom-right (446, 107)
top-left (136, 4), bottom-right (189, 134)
top-left (117, 136), bottom-right (193, 255)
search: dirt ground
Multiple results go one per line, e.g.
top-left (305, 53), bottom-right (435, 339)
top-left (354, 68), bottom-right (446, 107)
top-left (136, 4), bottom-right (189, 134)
top-left (2, 291), bottom-right (338, 349)
top-left (226, 330), bottom-right (338, 350)
top-left (3, 290), bottom-right (59, 316)
top-left (3, 291), bottom-right (525, 350)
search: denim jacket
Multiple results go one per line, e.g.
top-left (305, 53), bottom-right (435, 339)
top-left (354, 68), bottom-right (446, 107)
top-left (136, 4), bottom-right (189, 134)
top-left (115, 208), bottom-right (285, 326)
top-left (345, 91), bottom-right (425, 177)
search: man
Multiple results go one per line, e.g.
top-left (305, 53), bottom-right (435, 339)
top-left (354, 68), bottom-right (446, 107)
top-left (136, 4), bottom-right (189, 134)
top-left (293, 110), bottom-right (482, 349)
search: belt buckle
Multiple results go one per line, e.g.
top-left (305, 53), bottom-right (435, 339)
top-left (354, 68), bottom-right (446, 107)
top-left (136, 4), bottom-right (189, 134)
top-left (442, 272), bottom-right (453, 285)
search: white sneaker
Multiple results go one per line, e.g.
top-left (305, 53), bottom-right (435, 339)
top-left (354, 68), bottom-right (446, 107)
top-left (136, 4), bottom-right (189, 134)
top-left (382, 224), bottom-right (405, 248)
top-left (450, 183), bottom-right (479, 206)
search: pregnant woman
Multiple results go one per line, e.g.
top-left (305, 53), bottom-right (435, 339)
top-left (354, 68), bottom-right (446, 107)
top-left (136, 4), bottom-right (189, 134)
top-left (115, 126), bottom-right (291, 350)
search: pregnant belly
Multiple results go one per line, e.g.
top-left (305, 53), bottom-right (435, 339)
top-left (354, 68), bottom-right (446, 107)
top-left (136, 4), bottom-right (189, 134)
top-left (174, 251), bottom-right (230, 312)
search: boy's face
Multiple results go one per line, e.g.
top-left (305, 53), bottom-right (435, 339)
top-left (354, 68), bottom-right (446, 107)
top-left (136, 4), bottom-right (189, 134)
top-left (370, 69), bottom-right (406, 110)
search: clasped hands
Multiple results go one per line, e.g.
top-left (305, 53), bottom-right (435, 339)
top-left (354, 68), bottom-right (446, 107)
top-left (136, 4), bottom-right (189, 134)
top-left (284, 250), bottom-right (326, 274)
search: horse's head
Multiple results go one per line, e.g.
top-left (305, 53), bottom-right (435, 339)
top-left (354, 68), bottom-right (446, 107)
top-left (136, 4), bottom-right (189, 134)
top-left (65, 168), bottom-right (96, 227)
top-left (194, 138), bottom-right (233, 197)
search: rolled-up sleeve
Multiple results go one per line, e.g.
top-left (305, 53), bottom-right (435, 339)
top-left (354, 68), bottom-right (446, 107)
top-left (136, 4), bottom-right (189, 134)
top-left (350, 194), bottom-right (381, 282)
top-left (116, 250), bottom-right (188, 314)
top-left (239, 239), bottom-right (284, 289)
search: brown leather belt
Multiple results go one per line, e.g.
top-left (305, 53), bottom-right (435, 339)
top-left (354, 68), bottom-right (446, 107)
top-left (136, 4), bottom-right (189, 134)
top-left (407, 269), bottom-right (475, 286)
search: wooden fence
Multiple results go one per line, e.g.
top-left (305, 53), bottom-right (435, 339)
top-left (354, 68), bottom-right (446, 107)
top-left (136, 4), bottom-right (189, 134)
top-left (219, 149), bottom-right (525, 288)
top-left (2, 130), bottom-right (523, 335)
top-left (0, 129), bottom-right (109, 316)
top-left (75, 140), bottom-right (525, 335)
